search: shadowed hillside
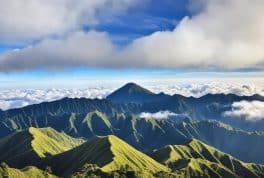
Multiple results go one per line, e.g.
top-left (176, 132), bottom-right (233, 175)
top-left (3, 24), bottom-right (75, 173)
top-left (0, 127), bottom-right (84, 168)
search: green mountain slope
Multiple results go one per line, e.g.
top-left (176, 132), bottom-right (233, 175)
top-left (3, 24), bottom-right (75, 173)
top-left (46, 135), bottom-right (170, 177)
top-left (62, 111), bottom-right (264, 164)
top-left (0, 162), bottom-right (57, 178)
top-left (1, 102), bottom-right (263, 164)
top-left (171, 158), bottom-right (238, 178)
top-left (0, 83), bottom-right (263, 164)
top-left (0, 127), bottom-right (84, 168)
top-left (0, 129), bottom-right (263, 178)
top-left (176, 119), bottom-right (264, 164)
top-left (1, 83), bottom-right (263, 138)
top-left (1, 106), bottom-right (264, 164)
top-left (149, 138), bottom-right (264, 178)
top-left (66, 110), bottom-right (114, 137)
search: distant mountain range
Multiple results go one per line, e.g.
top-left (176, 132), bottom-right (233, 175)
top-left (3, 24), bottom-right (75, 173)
top-left (0, 83), bottom-right (263, 177)
top-left (1, 83), bottom-right (263, 134)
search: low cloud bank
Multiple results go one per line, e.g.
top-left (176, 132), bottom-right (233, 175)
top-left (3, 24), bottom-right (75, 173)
top-left (224, 101), bottom-right (264, 122)
top-left (0, 88), bottom-right (112, 110)
top-left (148, 81), bottom-right (264, 98)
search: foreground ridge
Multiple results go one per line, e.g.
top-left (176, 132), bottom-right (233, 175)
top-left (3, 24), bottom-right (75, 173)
top-left (46, 134), bottom-right (170, 176)
top-left (0, 127), bottom-right (84, 168)
top-left (0, 162), bottom-right (57, 178)
top-left (149, 138), bottom-right (264, 178)
top-left (0, 128), bottom-right (263, 177)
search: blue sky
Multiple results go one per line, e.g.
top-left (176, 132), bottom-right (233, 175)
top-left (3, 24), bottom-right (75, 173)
top-left (0, 0), bottom-right (263, 88)
top-left (92, 0), bottom-right (189, 44)
top-left (0, 0), bottom-right (187, 86)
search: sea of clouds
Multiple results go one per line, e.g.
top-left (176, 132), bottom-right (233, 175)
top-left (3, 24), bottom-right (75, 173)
top-left (0, 80), bottom-right (264, 111)
top-left (0, 87), bottom-right (111, 110)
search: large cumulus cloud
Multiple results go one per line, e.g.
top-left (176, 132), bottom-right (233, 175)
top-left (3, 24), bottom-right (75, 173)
top-left (0, 0), bottom-right (139, 44)
top-left (124, 0), bottom-right (264, 69)
top-left (0, 31), bottom-right (116, 71)
top-left (0, 0), bottom-right (263, 71)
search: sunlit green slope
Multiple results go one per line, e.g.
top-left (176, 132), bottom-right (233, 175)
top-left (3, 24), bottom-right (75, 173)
top-left (0, 127), bottom-right (84, 168)
top-left (149, 138), bottom-right (264, 178)
top-left (47, 135), bottom-right (170, 177)
top-left (0, 162), bottom-right (57, 178)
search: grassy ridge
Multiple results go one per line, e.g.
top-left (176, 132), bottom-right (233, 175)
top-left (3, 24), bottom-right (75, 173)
top-left (46, 135), bottom-right (170, 177)
top-left (29, 127), bottom-right (84, 157)
top-left (0, 127), bottom-right (84, 168)
top-left (0, 128), bottom-right (263, 177)
top-left (1, 110), bottom-right (263, 164)
top-left (149, 139), bottom-right (264, 178)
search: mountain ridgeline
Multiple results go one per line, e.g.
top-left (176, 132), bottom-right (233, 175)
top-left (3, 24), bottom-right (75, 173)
top-left (0, 83), bottom-right (264, 165)
top-left (1, 83), bottom-right (263, 134)
top-left (106, 82), bottom-right (169, 103)
top-left (149, 138), bottom-right (264, 178)
top-left (0, 83), bottom-right (264, 177)
top-left (0, 127), bottom-right (263, 178)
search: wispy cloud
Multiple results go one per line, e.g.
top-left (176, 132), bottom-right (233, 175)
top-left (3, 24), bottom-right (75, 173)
top-left (139, 111), bottom-right (178, 119)
top-left (223, 101), bottom-right (264, 122)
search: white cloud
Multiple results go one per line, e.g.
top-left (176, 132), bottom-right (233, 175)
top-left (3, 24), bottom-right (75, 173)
top-left (139, 111), bottom-right (178, 120)
top-left (0, 0), bottom-right (139, 44)
top-left (123, 0), bottom-right (264, 69)
top-left (0, 31), bottom-right (116, 71)
top-left (146, 79), bottom-right (264, 97)
top-left (0, 87), bottom-right (112, 110)
top-left (0, 0), bottom-right (263, 71)
top-left (223, 101), bottom-right (264, 122)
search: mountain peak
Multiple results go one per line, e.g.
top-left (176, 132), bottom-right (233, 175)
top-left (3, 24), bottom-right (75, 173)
top-left (48, 135), bottom-right (169, 176)
top-left (107, 83), bottom-right (168, 103)
top-left (115, 82), bottom-right (153, 94)
top-left (123, 82), bottom-right (140, 87)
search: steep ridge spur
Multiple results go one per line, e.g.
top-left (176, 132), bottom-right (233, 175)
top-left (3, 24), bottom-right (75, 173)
top-left (0, 127), bottom-right (84, 168)
top-left (45, 135), bottom-right (170, 177)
